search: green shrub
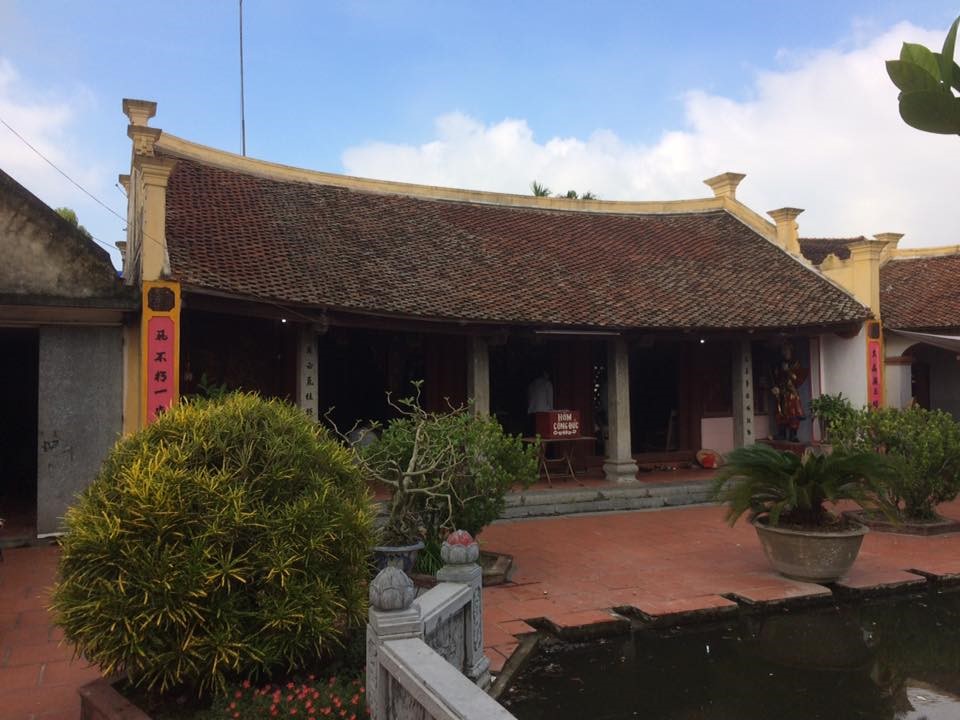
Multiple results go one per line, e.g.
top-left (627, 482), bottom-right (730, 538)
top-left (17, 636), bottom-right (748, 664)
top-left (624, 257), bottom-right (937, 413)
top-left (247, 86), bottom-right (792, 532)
top-left (809, 393), bottom-right (855, 442)
top-left (831, 405), bottom-right (960, 520)
top-left (52, 393), bottom-right (376, 695)
top-left (354, 389), bottom-right (539, 548)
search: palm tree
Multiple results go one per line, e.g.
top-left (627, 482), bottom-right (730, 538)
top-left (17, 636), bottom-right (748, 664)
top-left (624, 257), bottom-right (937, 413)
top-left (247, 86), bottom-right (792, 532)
top-left (530, 182), bottom-right (599, 200)
top-left (530, 180), bottom-right (551, 197)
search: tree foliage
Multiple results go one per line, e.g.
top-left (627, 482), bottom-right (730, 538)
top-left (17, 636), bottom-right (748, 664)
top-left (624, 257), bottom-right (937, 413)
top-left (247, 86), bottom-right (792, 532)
top-left (530, 180), bottom-right (598, 200)
top-left (52, 393), bottom-right (376, 695)
top-left (886, 15), bottom-right (960, 135)
top-left (350, 388), bottom-right (538, 549)
top-left (830, 405), bottom-right (960, 520)
top-left (55, 206), bottom-right (94, 241)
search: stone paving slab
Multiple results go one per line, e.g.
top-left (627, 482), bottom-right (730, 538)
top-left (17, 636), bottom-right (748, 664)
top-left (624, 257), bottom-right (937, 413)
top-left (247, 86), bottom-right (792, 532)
top-left (626, 594), bottom-right (739, 625)
top-left (833, 567), bottom-right (928, 593)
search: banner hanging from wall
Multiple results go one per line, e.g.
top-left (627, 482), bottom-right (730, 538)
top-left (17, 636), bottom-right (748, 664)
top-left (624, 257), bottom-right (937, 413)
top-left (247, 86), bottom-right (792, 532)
top-left (142, 281), bottom-right (181, 423)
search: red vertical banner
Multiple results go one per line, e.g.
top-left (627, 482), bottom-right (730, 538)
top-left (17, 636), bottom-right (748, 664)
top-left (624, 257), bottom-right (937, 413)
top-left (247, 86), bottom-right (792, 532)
top-left (141, 281), bottom-right (181, 426)
top-left (147, 316), bottom-right (176, 421)
top-left (867, 338), bottom-right (883, 408)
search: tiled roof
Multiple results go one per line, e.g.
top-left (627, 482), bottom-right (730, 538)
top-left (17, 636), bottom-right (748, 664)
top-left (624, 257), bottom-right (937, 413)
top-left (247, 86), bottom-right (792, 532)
top-left (881, 254), bottom-right (960, 331)
top-left (162, 158), bottom-right (868, 330)
top-left (798, 237), bottom-right (864, 265)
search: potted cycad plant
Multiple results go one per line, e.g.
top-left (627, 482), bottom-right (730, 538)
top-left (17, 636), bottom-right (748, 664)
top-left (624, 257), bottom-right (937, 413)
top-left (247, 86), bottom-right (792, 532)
top-left (712, 444), bottom-right (897, 582)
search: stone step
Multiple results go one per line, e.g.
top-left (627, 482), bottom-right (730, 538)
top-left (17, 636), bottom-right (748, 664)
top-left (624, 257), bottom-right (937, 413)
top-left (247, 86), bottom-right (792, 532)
top-left (375, 479), bottom-right (715, 523)
top-left (500, 479), bottom-right (714, 519)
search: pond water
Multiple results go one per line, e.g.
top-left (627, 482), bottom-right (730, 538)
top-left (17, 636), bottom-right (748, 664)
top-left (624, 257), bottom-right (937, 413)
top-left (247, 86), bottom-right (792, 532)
top-left (502, 589), bottom-right (960, 720)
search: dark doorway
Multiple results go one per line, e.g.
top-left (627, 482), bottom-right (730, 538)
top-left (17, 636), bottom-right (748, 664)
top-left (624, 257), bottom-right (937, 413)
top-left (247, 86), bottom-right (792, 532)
top-left (317, 328), bottom-right (465, 432)
top-left (490, 339), bottom-right (554, 437)
top-left (0, 328), bottom-right (39, 540)
top-left (630, 345), bottom-right (681, 453)
top-left (490, 338), bottom-right (598, 441)
top-left (912, 361), bottom-right (931, 409)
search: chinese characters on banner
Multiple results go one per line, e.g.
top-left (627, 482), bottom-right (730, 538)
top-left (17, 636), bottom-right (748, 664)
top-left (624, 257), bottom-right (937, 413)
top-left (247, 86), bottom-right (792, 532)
top-left (147, 316), bottom-right (176, 421)
top-left (867, 338), bottom-right (883, 408)
top-left (298, 329), bottom-right (318, 421)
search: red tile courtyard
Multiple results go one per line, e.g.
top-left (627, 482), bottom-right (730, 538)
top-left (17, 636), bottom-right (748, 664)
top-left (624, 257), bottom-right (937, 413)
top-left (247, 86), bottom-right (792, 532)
top-left (3, 499), bottom-right (960, 718)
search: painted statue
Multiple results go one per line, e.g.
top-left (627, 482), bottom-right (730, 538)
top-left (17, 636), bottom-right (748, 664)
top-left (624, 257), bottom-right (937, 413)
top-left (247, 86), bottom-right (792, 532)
top-left (771, 343), bottom-right (808, 442)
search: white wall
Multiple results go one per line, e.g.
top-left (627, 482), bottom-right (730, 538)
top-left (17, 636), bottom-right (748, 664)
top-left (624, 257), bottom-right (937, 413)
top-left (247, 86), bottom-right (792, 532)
top-left (820, 326), bottom-right (868, 408)
top-left (701, 415), bottom-right (775, 453)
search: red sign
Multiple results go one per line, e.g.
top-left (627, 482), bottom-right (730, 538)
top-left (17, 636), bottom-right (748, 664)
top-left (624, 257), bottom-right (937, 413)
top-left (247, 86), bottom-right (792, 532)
top-left (147, 316), bottom-right (175, 421)
top-left (536, 410), bottom-right (581, 439)
top-left (867, 338), bottom-right (883, 408)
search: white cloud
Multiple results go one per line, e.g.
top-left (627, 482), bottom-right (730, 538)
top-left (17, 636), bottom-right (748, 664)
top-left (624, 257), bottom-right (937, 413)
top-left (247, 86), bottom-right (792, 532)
top-left (0, 57), bottom-right (121, 265)
top-left (342, 22), bottom-right (956, 248)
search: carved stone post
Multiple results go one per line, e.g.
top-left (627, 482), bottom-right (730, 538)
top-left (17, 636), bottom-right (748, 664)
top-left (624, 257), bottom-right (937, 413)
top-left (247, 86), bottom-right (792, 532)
top-left (436, 530), bottom-right (491, 689)
top-left (603, 338), bottom-right (638, 483)
top-left (466, 337), bottom-right (490, 417)
top-left (366, 567), bottom-right (422, 720)
top-left (732, 339), bottom-right (754, 448)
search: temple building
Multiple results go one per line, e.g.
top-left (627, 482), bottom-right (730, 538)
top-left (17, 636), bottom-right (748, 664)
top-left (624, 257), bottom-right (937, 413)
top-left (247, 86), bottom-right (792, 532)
top-left (799, 237), bottom-right (960, 418)
top-left (117, 98), bottom-right (869, 485)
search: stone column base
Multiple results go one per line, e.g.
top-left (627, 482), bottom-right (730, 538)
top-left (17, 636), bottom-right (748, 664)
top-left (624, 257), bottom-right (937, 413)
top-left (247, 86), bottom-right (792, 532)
top-left (603, 459), bottom-right (639, 484)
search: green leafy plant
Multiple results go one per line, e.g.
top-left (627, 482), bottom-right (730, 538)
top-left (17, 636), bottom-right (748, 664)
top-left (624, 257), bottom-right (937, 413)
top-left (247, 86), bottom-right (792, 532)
top-left (52, 393), bottom-right (376, 695)
top-left (809, 392), bottom-right (855, 442)
top-left (711, 443), bottom-right (897, 528)
top-left (349, 386), bottom-right (539, 550)
top-left (830, 405), bottom-right (960, 520)
top-left (886, 15), bottom-right (960, 135)
top-left (195, 372), bottom-right (230, 400)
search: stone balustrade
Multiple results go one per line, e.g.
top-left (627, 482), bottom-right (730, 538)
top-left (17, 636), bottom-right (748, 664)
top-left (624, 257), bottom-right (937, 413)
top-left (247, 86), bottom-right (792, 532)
top-left (366, 531), bottom-right (515, 720)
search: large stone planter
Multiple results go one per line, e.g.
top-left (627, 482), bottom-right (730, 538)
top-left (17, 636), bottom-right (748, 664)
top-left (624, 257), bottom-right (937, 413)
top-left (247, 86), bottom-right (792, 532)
top-left (752, 517), bottom-right (867, 583)
top-left (372, 540), bottom-right (424, 573)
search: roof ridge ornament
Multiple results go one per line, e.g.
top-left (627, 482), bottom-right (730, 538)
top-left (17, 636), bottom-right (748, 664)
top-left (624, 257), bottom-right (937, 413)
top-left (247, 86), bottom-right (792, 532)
top-left (768, 207), bottom-right (805, 255)
top-left (703, 172), bottom-right (747, 200)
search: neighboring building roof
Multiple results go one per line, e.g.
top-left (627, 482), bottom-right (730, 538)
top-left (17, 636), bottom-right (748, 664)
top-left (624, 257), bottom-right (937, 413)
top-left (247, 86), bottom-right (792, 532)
top-left (798, 237), bottom-right (864, 265)
top-left (0, 167), bottom-right (135, 309)
top-left (161, 156), bottom-right (869, 331)
top-left (881, 253), bottom-right (960, 331)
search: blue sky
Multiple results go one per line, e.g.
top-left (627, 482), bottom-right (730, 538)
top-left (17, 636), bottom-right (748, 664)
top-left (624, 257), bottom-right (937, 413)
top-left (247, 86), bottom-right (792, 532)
top-left (1, 1), bottom-right (958, 265)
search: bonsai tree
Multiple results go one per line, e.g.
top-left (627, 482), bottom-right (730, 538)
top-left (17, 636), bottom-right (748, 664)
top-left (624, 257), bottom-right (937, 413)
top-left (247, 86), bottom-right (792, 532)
top-left (52, 393), bottom-right (376, 695)
top-left (830, 405), bottom-right (960, 521)
top-left (711, 443), bottom-right (897, 529)
top-left (886, 15), bottom-right (960, 135)
top-left (346, 385), bottom-right (538, 571)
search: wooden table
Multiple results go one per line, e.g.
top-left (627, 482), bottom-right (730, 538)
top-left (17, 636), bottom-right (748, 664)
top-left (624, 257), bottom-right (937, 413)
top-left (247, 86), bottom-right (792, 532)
top-left (523, 436), bottom-right (596, 486)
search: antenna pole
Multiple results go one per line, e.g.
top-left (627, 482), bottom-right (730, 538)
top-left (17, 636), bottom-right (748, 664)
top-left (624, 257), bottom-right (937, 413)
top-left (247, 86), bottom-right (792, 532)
top-left (239, 0), bottom-right (247, 156)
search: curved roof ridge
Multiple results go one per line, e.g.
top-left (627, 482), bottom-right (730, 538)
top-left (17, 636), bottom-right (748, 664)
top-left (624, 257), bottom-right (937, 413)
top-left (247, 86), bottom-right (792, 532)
top-left (156, 132), bottom-right (732, 216)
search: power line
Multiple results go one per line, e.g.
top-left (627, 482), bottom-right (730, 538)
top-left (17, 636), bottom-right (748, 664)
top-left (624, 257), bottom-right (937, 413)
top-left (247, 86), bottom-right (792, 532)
top-left (0, 113), bottom-right (169, 255)
top-left (0, 114), bottom-right (126, 224)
